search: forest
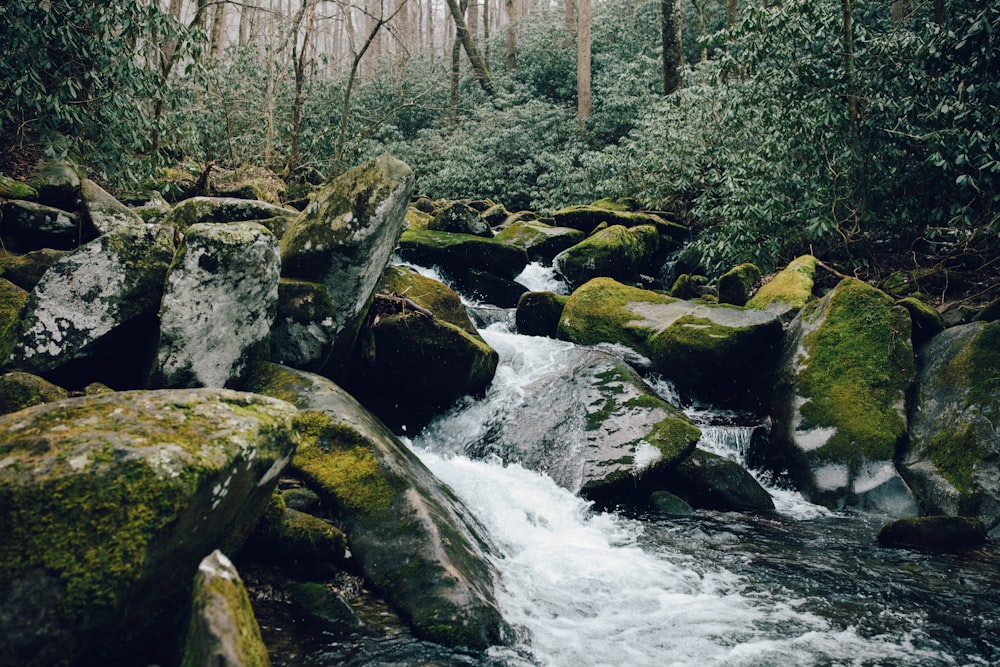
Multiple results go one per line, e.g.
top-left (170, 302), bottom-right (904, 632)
top-left (1, 0), bottom-right (997, 291)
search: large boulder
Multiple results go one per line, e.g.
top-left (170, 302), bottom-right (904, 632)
top-left (428, 201), bottom-right (492, 237)
top-left (0, 248), bottom-right (67, 291)
top-left (493, 219), bottom-right (585, 264)
top-left (79, 178), bottom-right (146, 237)
top-left (397, 228), bottom-right (529, 281)
top-left (249, 363), bottom-right (511, 650)
top-left (269, 279), bottom-right (339, 372)
top-left (515, 291), bottom-right (568, 338)
top-left (770, 278), bottom-right (918, 515)
top-left (150, 222), bottom-right (280, 389)
top-left (180, 550), bottom-right (272, 667)
top-left (280, 155), bottom-right (415, 378)
top-left (553, 224), bottom-right (662, 290)
top-left (557, 278), bottom-right (783, 409)
top-left (876, 515), bottom-right (988, 550)
top-left (660, 448), bottom-right (775, 512)
top-left (901, 321), bottom-right (1000, 536)
top-left (0, 200), bottom-right (81, 251)
top-left (717, 263), bottom-right (762, 307)
top-left (746, 255), bottom-right (819, 323)
top-left (348, 268), bottom-right (499, 431)
top-left (0, 389), bottom-right (298, 666)
top-left (463, 347), bottom-right (705, 510)
top-left (552, 201), bottom-right (687, 241)
top-left (160, 196), bottom-right (297, 237)
top-left (2, 224), bottom-right (176, 387)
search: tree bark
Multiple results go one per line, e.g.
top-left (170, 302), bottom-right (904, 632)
top-left (727, 0), bottom-right (737, 29)
top-left (565, 0), bottom-right (577, 46)
top-left (288, 0), bottom-right (319, 173)
top-left (505, 0), bottom-right (517, 70)
top-left (661, 0), bottom-right (682, 95)
top-left (444, 0), bottom-right (497, 96)
top-left (577, 0), bottom-right (591, 131)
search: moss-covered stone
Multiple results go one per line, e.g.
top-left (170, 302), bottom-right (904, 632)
top-left (0, 371), bottom-right (68, 414)
top-left (717, 263), bottom-right (762, 307)
top-left (181, 550), bottom-right (272, 667)
top-left (248, 364), bottom-right (511, 650)
top-left (404, 205), bottom-right (433, 231)
top-left (0, 389), bottom-right (297, 666)
top-left (975, 296), bottom-right (1000, 323)
top-left (0, 277), bottom-right (27, 341)
top-left (0, 175), bottom-right (38, 200)
top-left (669, 273), bottom-right (708, 300)
top-left (746, 254), bottom-right (818, 320)
top-left (79, 178), bottom-right (145, 237)
top-left (428, 201), bottom-right (492, 237)
top-left (897, 296), bottom-right (945, 346)
top-left (493, 220), bottom-right (585, 264)
top-left (29, 161), bottom-right (81, 211)
top-left (876, 516), bottom-right (987, 550)
top-left (0, 248), bottom-right (67, 291)
top-left (269, 278), bottom-right (338, 372)
top-left (515, 291), bottom-right (569, 338)
top-left (398, 228), bottom-right (528, 280)
top-left (247, 491), bottom-right (347, 576)
top-left (903, 321), bottom-right (1000, 533)
top-left (376, 265), bottom-right (478, 334)
top-left (552, 203), bottom-right (687, 242)
top-left (659, 448), bottom-right (774, 512)
top-left (772, 278), bottom-right (917, 514)
top-left (0, 200), bottom-right (81, 251)
top-left (160, 196), bottom-right (297, 233)
top-left (553, 224), bottom-right (661, 289)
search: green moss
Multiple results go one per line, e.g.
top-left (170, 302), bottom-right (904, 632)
top-left (746, 255), bottom-right (817, 312)
top-left (376, 265), bottom-right (478, 334)
top-left (291, 411), bottom-right (401, 515)
top-left (941, 323), bottom-right (1000, 407)
top-left (0, 277), bottom-right (27, 338)
top-left (717, 263), bottom-right (761, 307)
top-left (0, 175), bottom-right (38, 200)
top-left (925, 427), bottom-right (985, 495)
top-left (0, 372), bottom-right (68, 414)
top-left (797, 279), bottom-right (914, 467)
top-left (557, 277), bottom-right (671, 354)
top-left (405, 205), bottom-right (433, 230)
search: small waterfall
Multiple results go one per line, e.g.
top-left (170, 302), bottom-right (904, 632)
top-left (698, 424), bottom-right (755, 465)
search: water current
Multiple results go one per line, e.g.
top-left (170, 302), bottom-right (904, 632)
top-left (260, 263), bottom-right (1000, 666)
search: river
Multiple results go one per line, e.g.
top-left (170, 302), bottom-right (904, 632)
top-left (257, 263), bottom-right (1000, 666)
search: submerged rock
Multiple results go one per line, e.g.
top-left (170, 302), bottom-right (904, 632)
top-left (876, 516), bottom-right (988, 551)
top-left (249, 363), bottom-right (511, 650)
top-left (150, 222), bottom-right (279, 389)
top-left (558, 277), bottom-right (783, 409)
top-left (0, 389), bottom-right (298, 666)
top-left (902, 321), bottom-right (1000, 535)
top-left (280, 155), bottom-right (414, 379)
top-left (181, 550), bottom-right (272, 667)
top-left (770, 278), bottom-right (918, 516)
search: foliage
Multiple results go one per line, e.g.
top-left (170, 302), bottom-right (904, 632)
top-left (0, 0), bottom-right (187, 182)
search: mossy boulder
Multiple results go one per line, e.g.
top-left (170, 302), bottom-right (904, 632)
top-left (0, 389), bottom-right (298, 666)
top-left (464, 347), bottom-right (701, 510)
top-left (515, 291), bottom-right (569, 338)
top-left (493, 220), bottom-right (585, 264)
top-left (717, 263), bottom-right (762, 307)
top-left (150, 222), bottom-right (280, 390)
top-left (280, 155), bottom-right (415, 378)
top-left (398, 228), bottom-right (529, 280)
top-left (29, 161), bottom-right (81, 211)
top-left (160, 196), bottom-right (297, 234)
top-left (248, 363), bottom-right (511, 650)
top-left (552, 203), bottom-right (687, 241)
top-left (669, 273), bottom-right (709, 300)
top-left (0, 371), bottom-right (68, 414)
top-left (553, 224), bottom-right (661, 290)
top-left (79, 178), bottom-right (145, 237)
top-left (428, 201), bottom-right (492, 237)
top-left (902, 321), bottom-right (1000, 535)
top-left (558, 278), bottom-right (783, 409)
top-left (0, 175), bottom-right (37, 200)
top-left (897, 296), bottom-right (945, 346)
top-left (976, 296), bottom-right (1000, 323)
top-left (180, 550), bottom-right (271, 667)
top-left (348, 297), bottom-right (499, 432)
top-left (3, 224), bottom-right (175, 387)
top-left (876, 516), bottom-right (988, 550)
top-left (659, 449), bottom-right (774, 512)
top-left (746, 254), bottom-right (818, 322)
top-left (269, 278), bottom-right (339, 373)
top-left (770, 278), bottom-right (918, 515)
top-left (0, 200), bottom-right (81, 251)
top-left (0, 248), bottom-right (67, 291)
top-left (246, 492), bottom-right (347, 578)
top-left (481, 203), bottom-right (511, 228)
top-left (376, 265), bottom-right (478, 334)
top-left (0, 277), bottom-right (27, 340)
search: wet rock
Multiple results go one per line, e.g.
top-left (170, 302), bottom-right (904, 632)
top-left (150, 222), bottom-right (279, 389)
top-left (181, 550), bottom-right (272, 667)
top-left (771, 278), bottom-right (918, 516)
top-left (661, 449), bottom-right (775, 512)
top-left (649, 490), bottom-right (694, 517)
top-left (0, 389), bottom-right (298, 666)
top-left (558, 277), bottom-right (783, 409)
top-left (515, 291), bottom-right (568, 338)
top-left (246, 493), bottom-right (347, 578)
top-left (398, 228), bottom-right (528, 281)
top-left (877, 516), bottom-right (988, 551)
top-left (281, 155), bottom-right (415, 378)
top-left (249, 363), bottom-right (511, 650)
top-left (494, 219), bottom-right (585, 264)
top-left (902, 321), bottom-right (1000, 536)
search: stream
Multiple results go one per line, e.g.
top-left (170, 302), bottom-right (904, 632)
top-left (256, 263), bottom-right (1000, 666)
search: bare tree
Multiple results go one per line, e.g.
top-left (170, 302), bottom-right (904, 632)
top-left (577, 0), bottom-right (591, 131)
top-left (444, 0), bottom-right (496, 95)
top-left (661, 0), bottom-right (682, 94)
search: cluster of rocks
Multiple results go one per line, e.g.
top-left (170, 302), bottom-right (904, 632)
top-left (2, 155), bottom-right (998, 664)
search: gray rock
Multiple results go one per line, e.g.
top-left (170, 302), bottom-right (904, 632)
top-left (80, 178), bottom-right (145, 237)
top-left (0, 200), bottom-right (81, 251)
top-left (428, 201), bottom-right (492, 237)
top-left (3, 224), bottom-right (175, 381)
top-left (181, 550), bottom-right (272, 667)
top-left (280, 155), bottom-right (415, 378)
top-left (161, 196), bottom-right (297, 232)
top-left (151, 222), bottom-right (280, 389)
top-left (0, 389), bottom-right (298, 665)
top-left (30, 161), bottom-right (81, 211)
top-left (269, 279), bottom-right (338, 373)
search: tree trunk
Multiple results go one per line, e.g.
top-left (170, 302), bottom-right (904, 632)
top-left (565, 0), bottom-right (577, 46)
top-left (451, 0), bottom-right (466, 123)
top-left (577, 0), bottom-right (591, 131)
top-left (692, 0), bottom-right (707, 62)
top-left (661, 0), bottom-right (682, 95)
top-left (210, 0), bottom-right (228, 58)
top-left (727, 0), bottom-right (737, 29)
top-left (505, 0), bottom-right (517, 70)
top-left (840, 0), bottom-right (867, 220)
top-left (288, 0), bottom-right (319, 174)
top-left (444, 0), bottom-right (497, 95)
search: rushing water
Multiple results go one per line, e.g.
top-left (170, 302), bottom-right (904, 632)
top-left (258, 263), bottom-right (1000, 666)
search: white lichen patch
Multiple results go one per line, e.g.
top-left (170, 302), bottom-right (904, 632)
top-left (813, 463), bottom-right (850, 492)
top-left (632, 441), bottom-right (663, 471)
top-left (68, 453), bottom-right (89, 471)
top-left (793, 425), bottom-right (838, 452)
